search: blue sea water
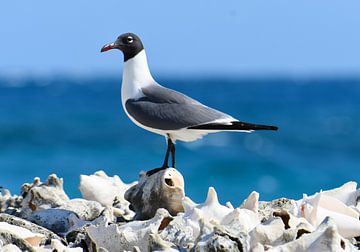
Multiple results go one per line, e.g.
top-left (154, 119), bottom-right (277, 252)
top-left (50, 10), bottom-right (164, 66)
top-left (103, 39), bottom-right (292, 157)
top-left (1, 75), bottom-right (359, 206)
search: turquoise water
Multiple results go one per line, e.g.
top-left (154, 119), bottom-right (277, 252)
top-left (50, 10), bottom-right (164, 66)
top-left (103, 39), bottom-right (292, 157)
top-left (1, 76), bottom-right (359, 205)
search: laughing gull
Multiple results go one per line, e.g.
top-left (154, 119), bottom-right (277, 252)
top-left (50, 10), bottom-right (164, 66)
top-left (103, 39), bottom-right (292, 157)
top-left (101, 33), bottom-right (278, 174)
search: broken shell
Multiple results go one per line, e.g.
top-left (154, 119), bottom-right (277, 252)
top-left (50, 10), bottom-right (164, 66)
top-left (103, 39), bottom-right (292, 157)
top-left (86, 208), bottom-right (171, 252)
top-left (0, 221), bottom-right (45, 247)
top-left (20, 174), bottom-right (69, 219)
top-left (125, 168), bottom-right (185, 220)
top-left (321, 181), bottom-right (360, 206)
top-left (299, 191), bottom-right (360, 238)
top-left (271, 217), bottom-right (354, 252)
top-left (79, 170), bottom-right (136, 220)
top-left (0, 213), bottom-right (64, 243)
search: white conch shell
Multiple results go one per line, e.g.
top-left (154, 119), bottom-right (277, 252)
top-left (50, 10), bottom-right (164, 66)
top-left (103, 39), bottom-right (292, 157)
top-left (269, 217), bottom-right (355, 252)
top-left (183, 187), bottom-right (232, 224)
top-left (321, 181), bottom-right (360, 206)
top-left (160, 187), bottom-right (244, 246)
top-left (221, 208), bottom-right (260, 234)
top-left (79, 170), bottom-right (136, 219)
top-left (79, 170), bottom-right (137, 206)
top-left (86, 208), bottom-right (171, 252)
top-left (20, 174), bottom-right (70, 219)
top-left (249, 217), bottom-right (286, 247)
top-left (159, 211), bottom-right (197, 249)
top-left (299, 192), bottom-right (360, 238)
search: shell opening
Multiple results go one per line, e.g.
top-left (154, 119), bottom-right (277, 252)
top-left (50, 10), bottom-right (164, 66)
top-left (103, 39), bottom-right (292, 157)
top-left (165, 178), bottom-right (174, 187)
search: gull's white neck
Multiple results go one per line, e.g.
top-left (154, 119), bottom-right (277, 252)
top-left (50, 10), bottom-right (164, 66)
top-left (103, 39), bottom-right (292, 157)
top-left (121, 50), bottom-right (155, 104)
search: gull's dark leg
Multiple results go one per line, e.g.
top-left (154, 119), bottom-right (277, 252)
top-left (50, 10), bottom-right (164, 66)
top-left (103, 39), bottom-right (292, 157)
top-left (161, 138), bottom-right (172, 168)
top-left (170, 140), bottom-right (176, 168)
top-left (146, 136), bottom-right (172, 176)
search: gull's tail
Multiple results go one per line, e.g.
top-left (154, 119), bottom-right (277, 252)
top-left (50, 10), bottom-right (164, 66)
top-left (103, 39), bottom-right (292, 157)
top-left (188, 121), bottom-right (278, 131)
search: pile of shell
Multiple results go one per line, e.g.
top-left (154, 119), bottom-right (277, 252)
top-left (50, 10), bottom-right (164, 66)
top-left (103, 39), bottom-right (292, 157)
top-left (1, 168), bottom-right (360, 251)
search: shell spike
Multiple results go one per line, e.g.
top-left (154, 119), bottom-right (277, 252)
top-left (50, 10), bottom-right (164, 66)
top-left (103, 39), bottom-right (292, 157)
top-left (240, 191), bottom-right (259, 212)
top-left (182, 196), bottom-right (197, 212)
top-left (205, 187), bottom-right (219, 205)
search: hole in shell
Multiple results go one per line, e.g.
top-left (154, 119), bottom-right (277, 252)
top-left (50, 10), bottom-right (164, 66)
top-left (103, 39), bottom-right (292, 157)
top-left (158, 216), bottom-right (173, 231)
top-left (296, 228), bottom-right (311, 239)
top-left (273, 211), bottom-right (290, 229)
top-left (340, 239), bottom-right (345, 249)
top-left (165, 178), bottom-right (174, 187)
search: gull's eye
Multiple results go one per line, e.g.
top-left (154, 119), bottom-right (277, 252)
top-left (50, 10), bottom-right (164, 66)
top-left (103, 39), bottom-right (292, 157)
top-left (127, 36), bottom-right (134, 43)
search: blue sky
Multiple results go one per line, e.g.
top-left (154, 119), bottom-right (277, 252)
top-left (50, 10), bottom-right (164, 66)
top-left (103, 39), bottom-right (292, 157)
top-left (1, 1), bottom-right (360, 76)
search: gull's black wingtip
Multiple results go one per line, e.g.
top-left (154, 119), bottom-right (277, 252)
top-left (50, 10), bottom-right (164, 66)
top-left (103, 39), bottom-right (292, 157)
top-left (268, 125), bottom-right (279, 131)
top-left (189, 121), bottom-right (279, 131)
top-left (234, 122), bottom-right (279, 131)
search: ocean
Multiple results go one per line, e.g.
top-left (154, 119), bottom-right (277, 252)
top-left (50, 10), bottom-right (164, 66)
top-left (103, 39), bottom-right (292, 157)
top-left (1, 75), bottom-right (359, 206)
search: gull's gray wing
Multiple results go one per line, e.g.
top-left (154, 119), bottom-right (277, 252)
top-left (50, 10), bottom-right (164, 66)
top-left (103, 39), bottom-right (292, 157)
top-left (125, 85), bottom-right (232, 130)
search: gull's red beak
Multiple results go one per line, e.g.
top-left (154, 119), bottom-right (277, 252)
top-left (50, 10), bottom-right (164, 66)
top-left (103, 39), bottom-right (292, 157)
top-left (101, 42), bottom-right (116, 52)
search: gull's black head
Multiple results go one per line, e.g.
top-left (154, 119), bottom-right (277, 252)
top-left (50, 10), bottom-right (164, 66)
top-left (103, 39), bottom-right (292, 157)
top-left (101, 33), bottom-right (144, 62)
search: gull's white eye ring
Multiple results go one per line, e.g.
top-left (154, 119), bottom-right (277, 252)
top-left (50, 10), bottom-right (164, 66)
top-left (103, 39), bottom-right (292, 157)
top-left (127, 36), bottom-right (134, 43)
